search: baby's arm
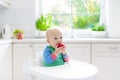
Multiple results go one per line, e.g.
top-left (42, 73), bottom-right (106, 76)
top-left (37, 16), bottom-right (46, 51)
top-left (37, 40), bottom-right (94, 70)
top-left (63, 53), bottom-right (69, 62)
top-left (43, 48), bottom-right (57, 64)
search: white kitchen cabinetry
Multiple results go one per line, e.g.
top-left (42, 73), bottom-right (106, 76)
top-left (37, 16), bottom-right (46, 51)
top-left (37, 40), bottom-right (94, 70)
top-left (92, 44), bottom-right (120, 80)
top-left (0, 0), bottom-right (11, 8)
top-left (0, 44), bottom-right (12, 80)
top-left (66, 43), bottom-right (91, 63)
top-left (13, 43), bottom-right (34, 80)
top-left (34, 43), bottom-right (91, 63)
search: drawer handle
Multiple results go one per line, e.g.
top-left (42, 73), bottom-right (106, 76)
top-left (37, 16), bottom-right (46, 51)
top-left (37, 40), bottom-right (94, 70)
top-left (109, 47), bottom-right (119, 50)
top-left (29, 45), bottom-right (33, 47)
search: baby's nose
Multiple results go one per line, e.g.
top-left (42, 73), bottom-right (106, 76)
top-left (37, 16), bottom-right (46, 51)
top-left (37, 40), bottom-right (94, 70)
top-left (58, 39), bottom-right (62, 42)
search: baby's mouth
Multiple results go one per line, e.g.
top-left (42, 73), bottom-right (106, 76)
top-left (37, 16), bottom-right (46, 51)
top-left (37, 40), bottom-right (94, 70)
top-left (57, 43), bottom-right (64, 48)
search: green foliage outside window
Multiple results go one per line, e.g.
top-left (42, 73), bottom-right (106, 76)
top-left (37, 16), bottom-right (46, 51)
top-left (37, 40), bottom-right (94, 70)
top-left (72, 0), bottom-right (100, 29)
top-left (73, 15), bottom-right (100, 29)
top-left (44, 0), bottom-right (100, 29)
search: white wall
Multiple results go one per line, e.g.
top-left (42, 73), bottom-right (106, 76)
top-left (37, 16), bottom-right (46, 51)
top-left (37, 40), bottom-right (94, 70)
top-left (106, 0), bottom-right (120, 38)
top-left (0, 0), bottom-right (36, 38)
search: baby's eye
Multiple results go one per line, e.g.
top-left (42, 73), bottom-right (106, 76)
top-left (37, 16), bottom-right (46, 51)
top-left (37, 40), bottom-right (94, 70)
top-left (54, 37), bottom-right (58, 40)
top-left (60, 36), bottom-right (62, 39)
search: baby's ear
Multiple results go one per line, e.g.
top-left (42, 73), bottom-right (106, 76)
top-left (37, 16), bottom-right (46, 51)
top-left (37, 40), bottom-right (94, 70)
top-left (46, 39), bottom-right (49, 43)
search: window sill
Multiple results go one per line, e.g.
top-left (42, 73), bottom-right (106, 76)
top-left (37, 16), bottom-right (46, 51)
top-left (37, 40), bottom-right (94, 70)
top-left (61, 29), bottom-right (108, 38)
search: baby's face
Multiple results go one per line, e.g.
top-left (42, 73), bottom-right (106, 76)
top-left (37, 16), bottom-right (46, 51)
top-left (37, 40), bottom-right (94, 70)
top-left (47, 33), bottom-right (63, 48)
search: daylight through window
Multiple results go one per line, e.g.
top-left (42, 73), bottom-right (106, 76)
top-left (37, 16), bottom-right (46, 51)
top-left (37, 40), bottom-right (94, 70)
top-left (36, 0), bottom-right (105, 38)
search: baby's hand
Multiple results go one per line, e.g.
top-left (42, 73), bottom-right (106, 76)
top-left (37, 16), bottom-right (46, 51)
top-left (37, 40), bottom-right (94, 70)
top-left (54, 43), bottom-right (66, 55)
top-left (62, 49), bottom-right (66, 55)
top-left (54, 47), bottom-right (64, 54)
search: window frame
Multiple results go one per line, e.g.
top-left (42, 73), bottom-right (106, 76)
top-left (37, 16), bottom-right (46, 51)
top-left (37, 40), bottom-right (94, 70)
top-left (36, 0), bottom-right (107, 38)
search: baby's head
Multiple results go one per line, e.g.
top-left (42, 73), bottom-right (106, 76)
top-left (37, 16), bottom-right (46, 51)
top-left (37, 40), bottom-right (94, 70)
top-left (46, 28), bottom-right (63, 47)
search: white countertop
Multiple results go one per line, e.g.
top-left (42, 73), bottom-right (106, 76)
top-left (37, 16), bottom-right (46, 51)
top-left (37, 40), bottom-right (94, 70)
top-left (12, 38), bottom-right (120, 44)
top-left (0, 39), bottom-right (12, 44)
top-left (1, 38), bottom-right (120, 44)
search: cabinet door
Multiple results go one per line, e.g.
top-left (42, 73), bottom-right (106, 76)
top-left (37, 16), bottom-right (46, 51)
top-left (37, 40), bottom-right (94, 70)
top-left (0, 44), bottom-right (12, 80)
top-left (65, 43), bottom-right (91, 63)
top-left (13, 44), bottom-right (34, 80)
top-left (92, 44), bottom-right (120, 80)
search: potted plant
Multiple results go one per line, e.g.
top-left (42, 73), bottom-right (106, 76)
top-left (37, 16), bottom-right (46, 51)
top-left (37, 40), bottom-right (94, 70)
top-left (13, 29), bottom-right (24, 39)
top-left (91, 24), bottom-right (108, 37)
top-left (35, 14), bottom-right (52, 37)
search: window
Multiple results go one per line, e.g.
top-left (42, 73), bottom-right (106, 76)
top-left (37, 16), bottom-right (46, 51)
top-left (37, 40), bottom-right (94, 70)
top-left (36, 0), bottom-right (105, 38)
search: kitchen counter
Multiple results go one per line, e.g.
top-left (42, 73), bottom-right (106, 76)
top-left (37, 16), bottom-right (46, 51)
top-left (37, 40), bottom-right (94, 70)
top-left (12, 38), bottom-right (120, 44)
top-left (1, 38), bottom-right (120, 44)
top-left (0, 39), bottom-right (12, 44)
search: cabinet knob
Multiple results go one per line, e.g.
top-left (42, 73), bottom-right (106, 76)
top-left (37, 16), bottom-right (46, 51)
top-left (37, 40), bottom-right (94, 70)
top-left (29, 44), bottom-right (33, 47)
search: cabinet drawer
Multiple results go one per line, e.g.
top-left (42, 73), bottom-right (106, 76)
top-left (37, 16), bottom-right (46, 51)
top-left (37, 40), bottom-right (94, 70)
top-left (92, 44), bottom-right (120, 52)
top-left (13, 44), bottom-right (33, 48)
top-left (34, 44), bottom-right (46, 49)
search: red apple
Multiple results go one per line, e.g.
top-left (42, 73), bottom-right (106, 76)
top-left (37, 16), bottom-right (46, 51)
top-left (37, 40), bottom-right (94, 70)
top-left (57, 43), bottom-right (65, 48)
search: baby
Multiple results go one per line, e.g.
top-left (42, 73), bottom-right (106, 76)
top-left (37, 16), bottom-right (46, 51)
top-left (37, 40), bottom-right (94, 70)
top-left (43, 28), bottom-right (69, 67)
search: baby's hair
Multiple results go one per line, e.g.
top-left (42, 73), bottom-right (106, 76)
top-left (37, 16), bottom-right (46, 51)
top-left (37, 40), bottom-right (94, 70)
top-left (46, 28), bottom-right (62, 39)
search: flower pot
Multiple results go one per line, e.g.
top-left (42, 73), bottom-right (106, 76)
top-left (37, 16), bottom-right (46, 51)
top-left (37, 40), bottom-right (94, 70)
top-left (91, 31), bottom-right (108, 38)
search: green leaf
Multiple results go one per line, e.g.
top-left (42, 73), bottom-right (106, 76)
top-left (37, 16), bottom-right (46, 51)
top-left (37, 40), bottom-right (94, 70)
top-left (36, 14), bottom-right (52, 31)
top-left (13, 29), bottom-right (24, 36)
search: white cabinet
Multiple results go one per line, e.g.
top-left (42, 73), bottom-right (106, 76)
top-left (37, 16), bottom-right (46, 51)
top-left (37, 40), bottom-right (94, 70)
top-left (92, 44), bottom-right (120, 80)
top-left (34, 43), bottom-right (91, 63)
top-left (0, 44), bottom-right (12, 80)
top-left (13, 43), bottom-right (34, 80)
top-left (0, 0), bottom-right (11, 8)
top-left (66, 43), bottom-right (91, 63)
